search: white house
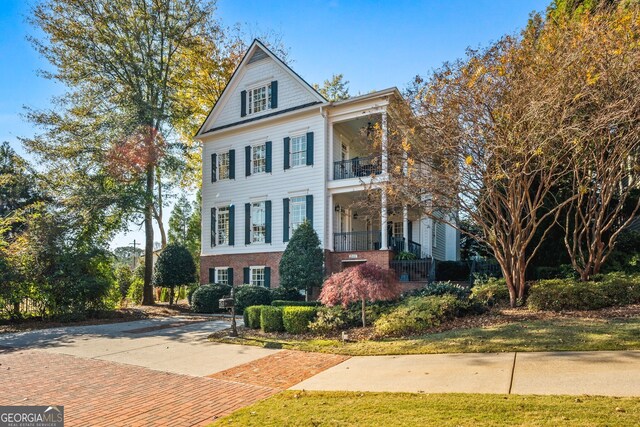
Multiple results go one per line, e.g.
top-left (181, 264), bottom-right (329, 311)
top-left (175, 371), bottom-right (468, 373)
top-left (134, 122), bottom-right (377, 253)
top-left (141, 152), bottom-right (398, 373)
top-left (195, 40), bottom-right (459, 290)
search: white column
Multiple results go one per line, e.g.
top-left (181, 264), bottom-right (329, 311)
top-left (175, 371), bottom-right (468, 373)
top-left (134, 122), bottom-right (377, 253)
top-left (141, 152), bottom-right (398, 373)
top-left (381, 111), bottom-right (388, 174)
top-left (328, 193), bottom-right (334, 251)
top-left (403, 205), bottom-right (409, 249)
top-left (380, 189), bottom-right (388, 250)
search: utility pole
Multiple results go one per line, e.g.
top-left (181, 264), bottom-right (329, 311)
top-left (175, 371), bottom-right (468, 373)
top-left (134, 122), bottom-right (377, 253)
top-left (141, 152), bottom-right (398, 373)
top-left (131, 239), bottom-right (138, 269)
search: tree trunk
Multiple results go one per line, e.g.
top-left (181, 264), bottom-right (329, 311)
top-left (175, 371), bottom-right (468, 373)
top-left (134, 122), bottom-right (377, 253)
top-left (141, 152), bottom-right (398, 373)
top-left (142, 164), bottom-right (155, 306)
top-left (361, 299), bottom-right (366, 328)
top-left (155, 167), bottom-right (167, 248)
top-left (169, 287), bottom-right (174, 307)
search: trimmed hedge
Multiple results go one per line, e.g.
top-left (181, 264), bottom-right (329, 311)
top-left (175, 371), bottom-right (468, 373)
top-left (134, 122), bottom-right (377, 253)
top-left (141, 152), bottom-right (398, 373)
top-left (243, 305), bottom-right (267, 329)
top-left (471, 278), bottom-right (510, 305)
top-left (191, 284), bottom-right (231, 313)
top-left (374, 295), bottom-right (464, 337)
top-left (282, 306), bottom-right (317, 334)
top-left (271, 300), bottom-right (320, 307)
top-left (528, 273), bottom-right (640, 311)
top-left (407, 281), bottom-right (471, 300)
top-left (260, 306), bottom-right (284, 332)
top-left (270, 287), bottom-right (304, 301)
top-left (235, 285), bottom-right (272, 313)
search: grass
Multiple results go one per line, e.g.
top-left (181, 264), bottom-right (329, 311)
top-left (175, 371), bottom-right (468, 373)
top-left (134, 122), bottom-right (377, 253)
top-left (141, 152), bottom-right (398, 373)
top-left (212, 390), bottom-right (640, 426)
top-left (211, 316), bottom-right (640, 355)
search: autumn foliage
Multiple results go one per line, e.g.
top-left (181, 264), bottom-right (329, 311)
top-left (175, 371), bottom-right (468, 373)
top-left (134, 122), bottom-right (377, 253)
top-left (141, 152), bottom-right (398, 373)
top-left (106, 126), bottom-right (166, 182)
top-left (319, 263), bottom-right (401, 327)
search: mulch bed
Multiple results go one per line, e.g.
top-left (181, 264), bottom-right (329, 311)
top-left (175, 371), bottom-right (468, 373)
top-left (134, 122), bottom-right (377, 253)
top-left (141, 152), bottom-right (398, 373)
top-left (211, 304), bottom-right (640, 343)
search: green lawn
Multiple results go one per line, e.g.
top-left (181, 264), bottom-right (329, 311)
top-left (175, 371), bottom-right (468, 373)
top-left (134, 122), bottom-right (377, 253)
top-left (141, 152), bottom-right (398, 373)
top-left (212, 391), bottom-right (640, 426)
top-left (212, 316), bottom-right (640, 355)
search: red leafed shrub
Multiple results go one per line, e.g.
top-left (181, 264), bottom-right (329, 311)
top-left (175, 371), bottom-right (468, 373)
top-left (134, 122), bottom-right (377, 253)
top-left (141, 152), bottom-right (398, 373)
top-left (319, 263), bottom-right (401, 327)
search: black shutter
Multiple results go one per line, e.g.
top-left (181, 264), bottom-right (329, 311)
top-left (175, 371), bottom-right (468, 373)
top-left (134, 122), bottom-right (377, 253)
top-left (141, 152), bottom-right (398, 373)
top-left (283, 198), bottom-right (290, 242)
top-left (265, 141), bottom-right (272, 173)
top-left (306, 195), bottom-right (314, 228)
top-left (408, 221), bottom-right (413, 242)
top-left (228, 268), bottom-right (234, 286)
top-left (243, 267), bottom-right (250, 285)
top-left (229, 149), bottom-right (235, 179)
top-left (240, 90), bottom-right (247, 117)
top-left (208, 268), bottom-right (215, 284)
top-left (264, 267), bottom-right (271, 288)
top-left (245, 203), bottom-right (251, 245)
top-left (228, 205), bottom-right (235, 246)
top-left (283, 137), bottom-right (290, 170)
top-left (210, 207), bottom-right (217, 247)
top-left (270, 81), bottom-right (278, 108)
top-left (211, 153), bottom-right (217, 182)
top-left (265, 200), bottom-right (272, 244)
top-left (245, 145), bottom-right (251, 176)
top-left (306, 132), bottom-right (314, 166)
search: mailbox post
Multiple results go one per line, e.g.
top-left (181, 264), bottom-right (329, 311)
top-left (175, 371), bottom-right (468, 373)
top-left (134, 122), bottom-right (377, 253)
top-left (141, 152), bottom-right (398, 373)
top-left (219, 287), bottom-right (238, 337)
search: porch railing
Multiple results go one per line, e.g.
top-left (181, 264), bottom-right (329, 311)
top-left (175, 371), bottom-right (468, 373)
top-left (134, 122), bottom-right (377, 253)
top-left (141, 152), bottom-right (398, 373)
top-left (334, 230), bottom-right (381, 252)
top-left (333, 156), bottom-right (381, 180)
top-left (390, 237), bottom-right (423, 259)
top-left (391, 258), bottom-right (434, 282)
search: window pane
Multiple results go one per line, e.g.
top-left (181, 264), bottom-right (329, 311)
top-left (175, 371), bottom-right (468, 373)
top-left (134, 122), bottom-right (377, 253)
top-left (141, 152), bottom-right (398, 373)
top-left (217, 207), bottom-right (229, 245)
top-left (290, 196), bottom-right (306, 232)
top-left (252, 202), bottom-right (266, 243)
top-left (215, 268), bottom-right (228, 285)
top-left (290, 135), bottom-right (307, 167)
top-left (252, 144), bottom-right (266, 173)
top-left (218, 152), bottom-right (229, 180)
top-left (251, 267), bottom-right (265, 287)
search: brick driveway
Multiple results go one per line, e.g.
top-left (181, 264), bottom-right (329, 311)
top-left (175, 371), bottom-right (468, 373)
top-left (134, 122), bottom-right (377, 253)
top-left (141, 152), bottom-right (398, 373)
top-left (0, 349), bottom-right (277, 426)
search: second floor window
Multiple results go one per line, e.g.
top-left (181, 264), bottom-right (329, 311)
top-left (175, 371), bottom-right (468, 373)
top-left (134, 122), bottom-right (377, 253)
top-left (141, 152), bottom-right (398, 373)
top-left (248, 84), bottom-right (271, 114)
top-left (252, 202), bottom-right (266, 243)
top-left (252, 144), bottom-right (266, 174)
top-left (217, 207), bottom-right (230, 245)
top-left (290, 196), bottom-right (306, 232)
top-left (291, 135), bottom-right (307, 167)
top-left (218, 152), bottom-right (230, 180)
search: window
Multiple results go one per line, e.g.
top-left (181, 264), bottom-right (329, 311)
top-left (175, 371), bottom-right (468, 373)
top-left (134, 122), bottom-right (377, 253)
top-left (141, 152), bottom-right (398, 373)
top-left (392, 222), bottom-right (403, 238)
top-left (290, 135), bottom-right (307, 167)
top-left (215, 268), bottom-right (228, 285)
top-left (290, 196), bottom-right (306, 233)
top-left (218, 152), bottom-right (229, 180)
top-left (250, 266), bottom-right (265, 287)
top-left (247, 83), bottom-right (272, 115)
top-left (217, 207), bottom-right (230, 245)
top-left (251, 202), bottom-right (266, 243)
top-left (252, 144), bottom-right (266, 174)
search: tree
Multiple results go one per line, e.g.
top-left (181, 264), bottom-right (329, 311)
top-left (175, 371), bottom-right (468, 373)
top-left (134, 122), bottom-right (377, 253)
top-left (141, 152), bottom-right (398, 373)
top-left (152, 243), bottom-right (196, 306)
top-left (28, 0), bottom-right (218, 305)
top-left (319, 263), bottom-right (401, 327)
top-left (313, 74), bottom-right (350, 102)
top-left (279, 220), bottom-right (323, 299)
top-left (168, 195), bottom-right (193, 245)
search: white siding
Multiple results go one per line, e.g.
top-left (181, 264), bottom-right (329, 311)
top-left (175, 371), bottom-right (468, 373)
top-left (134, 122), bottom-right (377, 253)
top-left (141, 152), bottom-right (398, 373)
top-left (201, 111), bottom-right (326, 256)
top-left (206, 55), bottom-right (320, 131)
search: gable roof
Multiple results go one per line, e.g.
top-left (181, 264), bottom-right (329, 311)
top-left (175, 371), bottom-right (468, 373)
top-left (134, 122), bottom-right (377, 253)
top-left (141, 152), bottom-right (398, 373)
top-left (195, 39), bottom-right (327, 138)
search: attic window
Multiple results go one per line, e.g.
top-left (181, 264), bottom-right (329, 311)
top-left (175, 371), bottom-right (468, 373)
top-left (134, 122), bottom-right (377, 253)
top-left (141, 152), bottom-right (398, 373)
top-left (248, 83), bottom-right (271, 114)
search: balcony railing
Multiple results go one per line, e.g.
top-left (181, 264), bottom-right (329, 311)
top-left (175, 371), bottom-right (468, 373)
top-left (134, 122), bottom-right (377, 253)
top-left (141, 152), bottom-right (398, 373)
top-left (390, 236), bottom-right (423, 259)
top-left (334, 230), bottom-right (382, 252)
top-left (333, 156), bottom-right (381, 180)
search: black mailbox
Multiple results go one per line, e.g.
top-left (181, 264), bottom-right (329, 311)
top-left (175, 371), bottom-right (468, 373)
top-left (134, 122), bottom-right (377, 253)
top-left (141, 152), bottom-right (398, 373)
top-left (219, 297), bottom-right (234, 309)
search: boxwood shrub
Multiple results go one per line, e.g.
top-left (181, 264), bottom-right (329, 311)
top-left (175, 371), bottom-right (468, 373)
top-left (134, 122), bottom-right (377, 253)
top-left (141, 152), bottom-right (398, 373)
top-left (271, 300), bottom-right (320, 307)
top-left (282, 306), bottom-right (317, 334)
top-left (374, 295), bottom-right (463, 337)
top-left (407, 281), bottom-right (471, 300)
top-left (235, 285), bottom-right (272, 313)
top-left (470, 278), bottom-right (510, 306)
top-left (243, 305), bottom-right (267, 329)
top-left (260, 306), bottom-right (284, 332)
top-left (270, 287), bottom-right (304, 301)
top-left (191, 284), bottom-right (231, 313)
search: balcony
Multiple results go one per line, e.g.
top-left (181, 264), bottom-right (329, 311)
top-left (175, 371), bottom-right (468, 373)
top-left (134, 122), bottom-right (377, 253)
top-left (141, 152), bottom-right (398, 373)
top-left (333, 156), bottom-right (381, 180)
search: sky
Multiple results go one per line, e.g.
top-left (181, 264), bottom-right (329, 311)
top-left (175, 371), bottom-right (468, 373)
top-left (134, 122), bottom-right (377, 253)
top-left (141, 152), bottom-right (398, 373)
top-left (0, 0), bottom-right (549, 250)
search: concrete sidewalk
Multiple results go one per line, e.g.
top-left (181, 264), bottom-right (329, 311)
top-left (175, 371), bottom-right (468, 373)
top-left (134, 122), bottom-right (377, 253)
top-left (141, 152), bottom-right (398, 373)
top-left (291, 350), bottom-right (640, 397)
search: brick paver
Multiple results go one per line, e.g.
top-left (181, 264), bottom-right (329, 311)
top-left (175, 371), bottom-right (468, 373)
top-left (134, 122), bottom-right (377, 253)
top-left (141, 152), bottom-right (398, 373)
top-left (208, 350), bottom-right (350, 389)
top-left (0, 349), bottom-right (278, 427)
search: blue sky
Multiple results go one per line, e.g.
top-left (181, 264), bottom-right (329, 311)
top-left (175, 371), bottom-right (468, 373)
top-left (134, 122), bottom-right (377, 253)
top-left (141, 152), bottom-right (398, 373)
top-left (0, 0), bottom-right (549, 248)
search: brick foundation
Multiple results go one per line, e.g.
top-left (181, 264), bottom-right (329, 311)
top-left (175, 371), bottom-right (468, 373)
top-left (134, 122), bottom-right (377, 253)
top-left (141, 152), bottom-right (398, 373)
top-left (200, 252), bottom-right (284, 286)
top-left (326, 250), bottom-right (393, 276)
